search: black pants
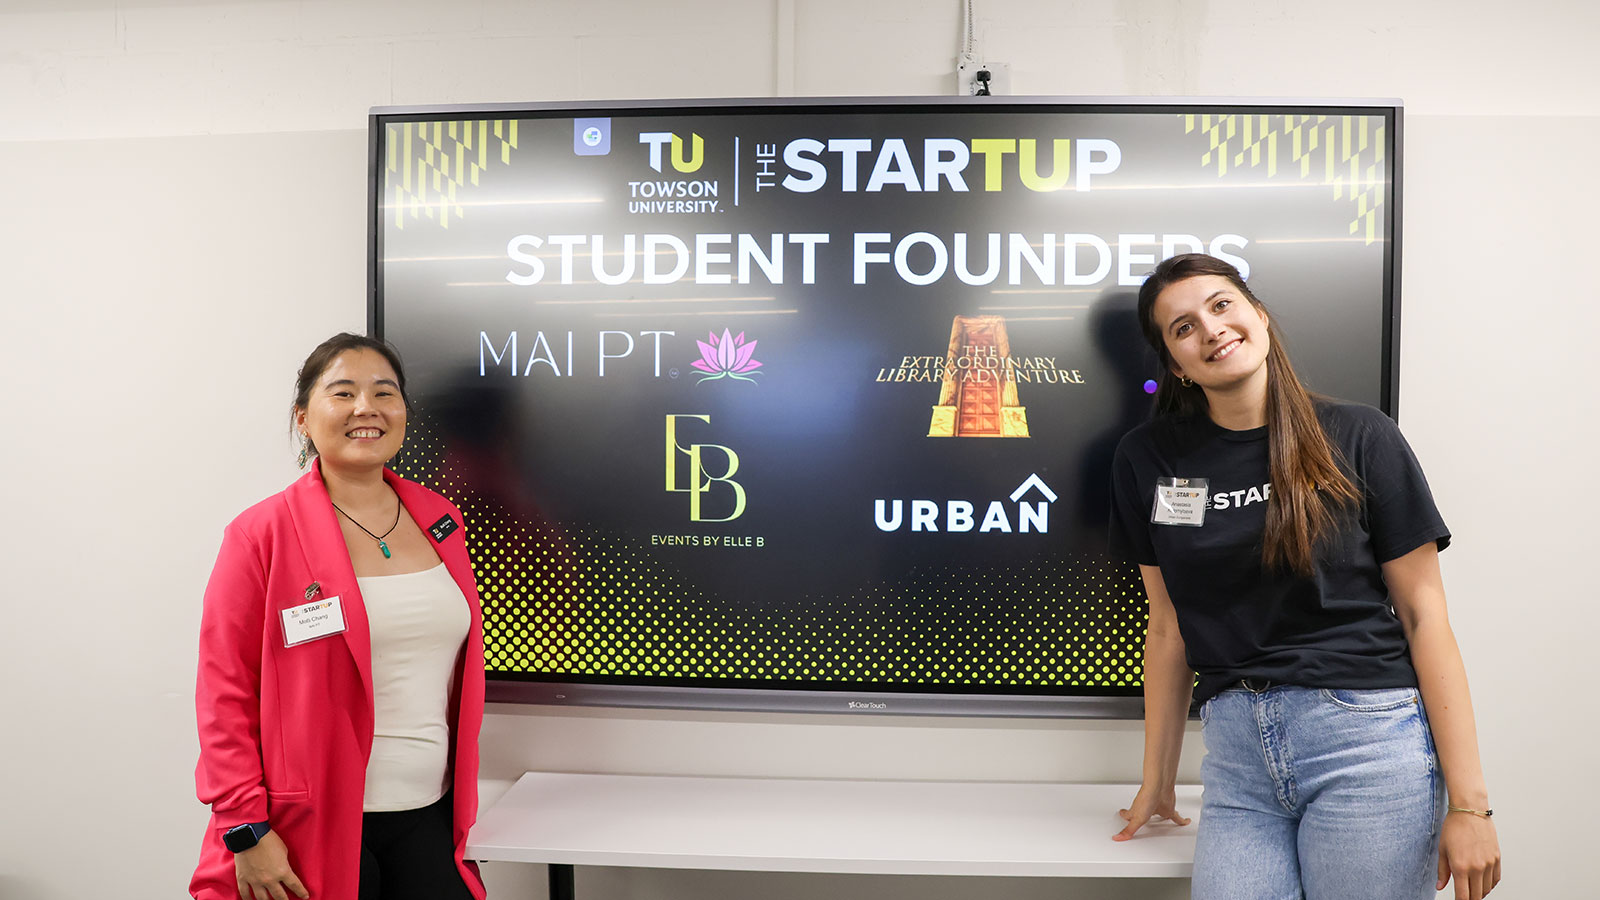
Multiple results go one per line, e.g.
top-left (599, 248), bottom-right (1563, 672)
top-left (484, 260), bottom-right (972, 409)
top-left (359, 793), bottom-right (475, 900)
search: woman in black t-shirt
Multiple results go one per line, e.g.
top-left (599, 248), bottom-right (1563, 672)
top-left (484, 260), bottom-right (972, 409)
top-left (1108, 254), bottom-right (1500, 900)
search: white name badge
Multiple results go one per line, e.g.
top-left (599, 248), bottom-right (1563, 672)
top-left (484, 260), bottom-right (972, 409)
top-left (281, 595), bottom-right (347, 647)
top-left (1152, 477), bottom-right (1209, 527)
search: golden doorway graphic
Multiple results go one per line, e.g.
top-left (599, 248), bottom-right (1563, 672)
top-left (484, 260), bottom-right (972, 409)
top-left (928, 315), bottom-right (1029, 438)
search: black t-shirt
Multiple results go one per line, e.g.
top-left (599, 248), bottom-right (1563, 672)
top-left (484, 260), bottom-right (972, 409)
top-left (1108, 399), bottom-right (1450, 704)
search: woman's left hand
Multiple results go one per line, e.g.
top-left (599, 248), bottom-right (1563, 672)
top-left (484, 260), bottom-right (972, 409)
top-left (1437, 811), bottom-right (1501, 900)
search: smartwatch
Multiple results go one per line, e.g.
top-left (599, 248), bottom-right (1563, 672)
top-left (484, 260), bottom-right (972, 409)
top-left (222, 821), bottom-right (272, 853)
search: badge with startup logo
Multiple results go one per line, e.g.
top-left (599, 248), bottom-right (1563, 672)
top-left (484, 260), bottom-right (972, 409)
top-left (281, 595), bottom-right (347, 647)
top-left (1152, 476), bottom-right (1209, 527)
top-left (428, 514), bottom-right (459, 543)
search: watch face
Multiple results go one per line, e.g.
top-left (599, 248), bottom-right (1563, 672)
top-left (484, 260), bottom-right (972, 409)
top-left (223, 823), bottom-right (261, 852)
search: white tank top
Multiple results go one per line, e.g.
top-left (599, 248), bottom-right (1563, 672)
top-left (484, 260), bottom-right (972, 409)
top-left (356, 563), bottom-right (469, 812)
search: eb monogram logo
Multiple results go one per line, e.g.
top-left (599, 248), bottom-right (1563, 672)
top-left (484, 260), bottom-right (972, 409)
top-left (664, 415), bottom-right (746, 522)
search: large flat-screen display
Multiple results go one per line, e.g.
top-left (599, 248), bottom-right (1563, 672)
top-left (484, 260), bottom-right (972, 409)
top-left (369, 98), bottom-right (1401, 717)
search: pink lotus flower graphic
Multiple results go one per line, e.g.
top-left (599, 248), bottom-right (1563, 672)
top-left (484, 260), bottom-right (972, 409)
top-left (690, 328), bottom-right (763, 383)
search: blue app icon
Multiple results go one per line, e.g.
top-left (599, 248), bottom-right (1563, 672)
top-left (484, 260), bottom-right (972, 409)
top-left (574, 118), bottom-right (611, 156)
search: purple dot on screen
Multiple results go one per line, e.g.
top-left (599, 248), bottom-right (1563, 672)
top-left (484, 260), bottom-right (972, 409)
top-left (1143, 379), bottom-right (1158, 394)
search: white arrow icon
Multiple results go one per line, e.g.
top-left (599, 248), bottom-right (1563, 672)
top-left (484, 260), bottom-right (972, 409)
top-left (1009, 474), bottom-right (1058, 503)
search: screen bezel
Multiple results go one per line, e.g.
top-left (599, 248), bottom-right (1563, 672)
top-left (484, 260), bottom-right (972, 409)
top-left (367, 96), bottom-right (1403, 719)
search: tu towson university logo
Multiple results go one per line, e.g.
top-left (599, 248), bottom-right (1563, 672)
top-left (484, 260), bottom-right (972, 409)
top-left (639, 132), bottom-right (705, 173)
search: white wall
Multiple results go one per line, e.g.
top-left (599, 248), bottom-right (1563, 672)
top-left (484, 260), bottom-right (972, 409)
top-left (1, 2), bottom-right (1593, 898)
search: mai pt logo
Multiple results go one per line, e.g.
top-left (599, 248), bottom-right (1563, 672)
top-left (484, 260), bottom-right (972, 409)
top-left (665, 415), bottom-right (746, 522)
top-left (691, 329), bottom-right (762, 383)
top-left (640, 132), bottom-right (704, 173)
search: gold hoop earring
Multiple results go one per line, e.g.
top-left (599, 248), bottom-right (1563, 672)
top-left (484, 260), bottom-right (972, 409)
top-left (1179, 375), bottom-right (1195, 388)
top-left (297, 432), bottom-right (310, 469)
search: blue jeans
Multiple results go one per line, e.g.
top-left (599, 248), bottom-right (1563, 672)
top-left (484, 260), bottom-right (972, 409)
top-left (1192, 685), bottom-right (1445, 900)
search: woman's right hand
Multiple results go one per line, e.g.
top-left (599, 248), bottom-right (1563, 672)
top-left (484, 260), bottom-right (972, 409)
top-left (1113, 783), bottom-right (1191, 841)
top-left (233, 830), bottom-right (309, 900)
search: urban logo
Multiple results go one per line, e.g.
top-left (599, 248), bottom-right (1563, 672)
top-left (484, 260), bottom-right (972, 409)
top-left (665, 415), bottom-right (746, 522)
top-left (874, 474), bottom-right (1057, 534)
top-left (691, 329), bottom-right (763, 383)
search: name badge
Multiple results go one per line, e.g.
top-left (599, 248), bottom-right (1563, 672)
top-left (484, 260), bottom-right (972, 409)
top-left (1152, 477), bottom-right (1209, 527)
top-left (281, 595), bottom-right (347, 647)
top-left (428, 514), bottom-right (459, 543)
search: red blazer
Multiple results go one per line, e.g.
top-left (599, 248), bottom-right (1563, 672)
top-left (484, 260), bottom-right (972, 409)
top-left (191, 464), bottom-right (487, 900)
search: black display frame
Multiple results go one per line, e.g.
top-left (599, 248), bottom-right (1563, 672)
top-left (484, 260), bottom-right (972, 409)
top-left (367, 96), bottom-right (1403, 718)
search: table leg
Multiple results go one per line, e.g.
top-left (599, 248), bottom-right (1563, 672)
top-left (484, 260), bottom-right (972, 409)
top-left (548, 863), bottom-right (575, 900)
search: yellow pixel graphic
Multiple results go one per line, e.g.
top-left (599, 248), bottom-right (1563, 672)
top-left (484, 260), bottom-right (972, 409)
top-left (1186, 114), bottom-right (1387, 244)
top-left (390, 411), bottom-right (1144, 688)
top-left (386, 119), bottom-right (518, 230)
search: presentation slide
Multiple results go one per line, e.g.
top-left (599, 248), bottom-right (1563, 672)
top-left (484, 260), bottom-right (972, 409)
top-left (374, 102), bottom-right (1395, 710)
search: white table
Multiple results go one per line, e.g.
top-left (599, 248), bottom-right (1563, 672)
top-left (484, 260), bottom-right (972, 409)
top-left (468, 772), bottom-right (1201, 898)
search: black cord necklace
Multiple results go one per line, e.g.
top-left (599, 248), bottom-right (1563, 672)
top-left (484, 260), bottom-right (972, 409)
top-left (331, 497), bottom-right (402, 559)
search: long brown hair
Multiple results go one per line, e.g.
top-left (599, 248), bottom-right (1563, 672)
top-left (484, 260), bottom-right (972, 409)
top-left (1136, 254), bottom-right (1358, 575)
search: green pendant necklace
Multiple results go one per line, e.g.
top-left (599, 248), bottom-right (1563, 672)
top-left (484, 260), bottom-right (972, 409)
top-left (331, 497), bottom-right (402, 559)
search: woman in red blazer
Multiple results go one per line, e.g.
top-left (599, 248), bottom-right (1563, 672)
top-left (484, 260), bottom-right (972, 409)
top-left (192, 334), bottom-right (487, 900)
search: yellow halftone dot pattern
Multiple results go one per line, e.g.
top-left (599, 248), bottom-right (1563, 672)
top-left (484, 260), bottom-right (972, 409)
top-left (1185, 113), bottom-right (1386, 245)
top-left (390, 410), bottom-right (1147, 689)
top-left (386, 119), bottom-right (518, 230)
